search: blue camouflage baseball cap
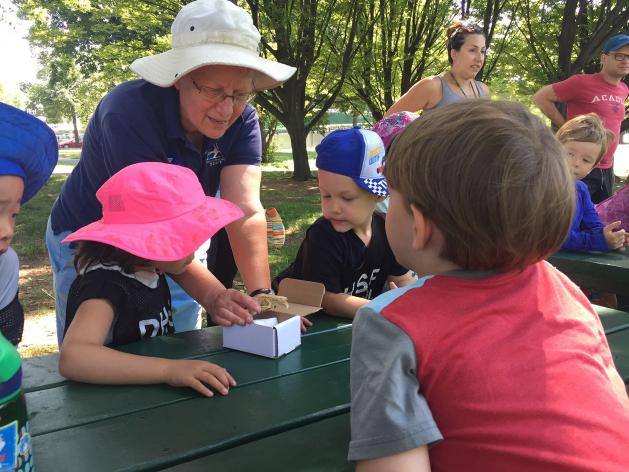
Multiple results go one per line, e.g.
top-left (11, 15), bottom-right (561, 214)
top-left (602, 34), bottom-right (629, 53)
top-left (0, 102), bottom-right (58, 203)
top-left (315, 126), bottom-right (388, 197)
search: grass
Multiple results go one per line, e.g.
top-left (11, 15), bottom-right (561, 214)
top-left (260, 171), bottom-right (321, 278)
top-left (14, 158), bottom-right (322, 357)
top-left (59, 149), bottom-right (82, 159)
top-left (14, 175), bottom-right (66, 258)
top-left (263, 150), bottom-right (317, 170)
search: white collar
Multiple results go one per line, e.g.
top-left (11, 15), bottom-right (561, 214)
top-left (83, 263), bottom-right (160, 289)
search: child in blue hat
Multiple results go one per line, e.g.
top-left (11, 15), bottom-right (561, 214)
top-left (0, 102), bottom-right (58, 344)
top-left (273, 127), bottom-right (415, 318)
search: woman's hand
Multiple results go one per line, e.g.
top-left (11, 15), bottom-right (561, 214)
top-left (209, 289), bottom-right (260, 326)
top-left (163, 359), bottom-right (236, 398)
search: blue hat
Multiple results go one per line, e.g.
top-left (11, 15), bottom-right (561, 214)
top-left (315, 127), bottom-right (388, 197)
top-left (602, 34), bottom-right (629, 53)
top-left (0, 102), bottom-right (58, 203)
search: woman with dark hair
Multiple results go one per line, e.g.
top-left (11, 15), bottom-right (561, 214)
top-left (385, 20), bottom-right (490, 116)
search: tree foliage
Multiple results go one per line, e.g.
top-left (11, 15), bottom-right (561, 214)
top-left (248, 0), bottom-right (363, 179)
top-left (344, 0), bottom-right (451, 121)
top-left (13, 0), bottom-right (628, 178)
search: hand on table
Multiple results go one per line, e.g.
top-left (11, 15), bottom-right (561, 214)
top-left (164, 359), bottom-right (236, 398)
top-left (603, 221), bottom-right (626, 250)
top-left (300, 316), bottom-right (313, 333)
top-left (209, 289), bottom-right (260, 326)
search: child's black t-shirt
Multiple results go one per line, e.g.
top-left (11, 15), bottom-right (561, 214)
top-left (273, 214), bottom-right (407, 299)
top-left (65, 265), bottom-right (174, 346)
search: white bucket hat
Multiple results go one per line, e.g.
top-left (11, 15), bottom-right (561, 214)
top-left (130, 0), bottom-right (296, 90)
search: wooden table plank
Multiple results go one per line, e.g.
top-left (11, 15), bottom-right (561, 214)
top-left (32, 362), bottom-right (351, 472)
top-left (606, 328), bottom-right (629, 386)
top-left (595, 304), bottom-right (629, 335)
top-left (27, 327), bottom-right (352, 436)
top-left (164, 413), bottom-right (352, 471)
top-left (23, 313), bottom-right (351, 393)
top-left (548, 251), bottom-right (629, 296)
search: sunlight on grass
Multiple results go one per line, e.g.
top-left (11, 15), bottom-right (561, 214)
top-left (19, 344), bottom-right (58, 358)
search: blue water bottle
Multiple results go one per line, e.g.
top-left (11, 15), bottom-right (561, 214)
top-left (0, 333), bottom-right (33, 471)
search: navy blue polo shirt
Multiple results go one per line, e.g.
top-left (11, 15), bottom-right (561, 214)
top-left (51, 79), bottom-right (261, 233)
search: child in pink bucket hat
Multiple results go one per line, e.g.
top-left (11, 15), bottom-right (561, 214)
top-left (372, 111), bottom-right (419, 148)
top-left (59, 162), bottom-right (246, 397)
top-left (371, 111), bottom-right (419, 214)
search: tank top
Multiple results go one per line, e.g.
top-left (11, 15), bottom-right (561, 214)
top-left (425, 75), bottom-right (486, 112)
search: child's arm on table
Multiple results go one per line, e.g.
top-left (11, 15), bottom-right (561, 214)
top-left (322, 271), bottom-right (417, 318)
top-left (356, 447), bottom-right (431, 472)
top-left (322, 292), bottom-right (368, 319)
top-left (603, 221), bottom-right (626, 250)
top-left (388, 271), bottom-right (416, 289)
top-left (59, 298), bottom-right (236, 397)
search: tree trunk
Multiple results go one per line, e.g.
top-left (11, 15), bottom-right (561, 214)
top-left (72, 108), bottom-right (80, 142)
top-left (286, 115), bottom-right (311, 181)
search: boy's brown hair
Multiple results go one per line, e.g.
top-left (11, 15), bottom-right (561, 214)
top-left (385, 100), bottom-right (574, 272)
top-left (555, 113), bottom-right (614, 165)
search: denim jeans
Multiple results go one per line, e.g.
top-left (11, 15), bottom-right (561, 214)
top-left (46, 216), bottom-right (206, 346)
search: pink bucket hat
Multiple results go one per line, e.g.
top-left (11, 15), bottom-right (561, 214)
top-left (372, 111), bottom-right (419, 147)
top-left (63, 162), bottom-right (244, 261)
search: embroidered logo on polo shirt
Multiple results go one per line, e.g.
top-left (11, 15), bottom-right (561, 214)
top-left (205, 144), bottom-right (225, 167)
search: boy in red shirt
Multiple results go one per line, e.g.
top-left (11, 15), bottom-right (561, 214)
top-left (349, 100), bottom-right (629, 471)
top-left (533, 34), bottom-right (629, 203)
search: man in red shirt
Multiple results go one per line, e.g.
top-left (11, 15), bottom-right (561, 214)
top-left (534, 34), bottom-right (629, 203)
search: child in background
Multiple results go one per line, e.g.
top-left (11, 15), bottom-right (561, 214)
top-left (372, 112), bottom-right (419, 215)
top-left (557, 113), bottom-right (627, 252)
top-left (349, 101), bottom-right (629, 471)
top-left (273, 127), bottom-right (415, 318)
top-left (0, 102), bottom-right (58, 345)
top-left (59, 162), bottom-right (255, 397)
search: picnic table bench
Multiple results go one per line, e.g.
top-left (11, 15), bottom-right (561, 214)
top-left (548, 250), bottom-right (629, 296)
top-left (25, 307), bottom-right (629, 470)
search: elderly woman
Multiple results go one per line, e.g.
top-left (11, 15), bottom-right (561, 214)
top-left (46, 0), bottom-right (296, 345)
top-left (386, 20), bottom-right (490, 116)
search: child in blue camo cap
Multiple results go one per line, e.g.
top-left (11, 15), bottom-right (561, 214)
top-left (273, 127), bottom-right (415, 318)
top-left (0, 102), bottom-right (58, 344)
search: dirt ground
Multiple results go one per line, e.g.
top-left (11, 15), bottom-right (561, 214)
top-left (18, 257), bottom-right (58, 357)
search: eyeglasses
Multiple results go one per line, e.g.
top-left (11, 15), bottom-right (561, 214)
top-left (191, 79), bottom-right (256, 106)
top-left (608, 52), bottom-right (629, 62)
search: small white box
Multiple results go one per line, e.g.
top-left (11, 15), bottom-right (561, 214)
top-left (222, 279), bottom-right (325, 358)
top-left (223, 315), bottom-right (301, 358)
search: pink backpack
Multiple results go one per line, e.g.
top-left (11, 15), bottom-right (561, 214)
top-left (596, 185), bottom-right (629, 231)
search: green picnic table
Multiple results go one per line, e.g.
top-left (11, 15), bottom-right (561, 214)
top-left (24, 307), bottom-right (629, 471)
top-left (26, 313), bottom-right (354, 471)
top-left (547, 250), bottom-right (629, 296)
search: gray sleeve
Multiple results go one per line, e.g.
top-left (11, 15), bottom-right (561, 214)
top-left (0, 248), bottom-right (19, 309)
top-left (348, 306), bottom-right (442, 461)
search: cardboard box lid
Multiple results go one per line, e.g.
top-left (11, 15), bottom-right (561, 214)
top-left (275, 278), bottom-right (325, 317)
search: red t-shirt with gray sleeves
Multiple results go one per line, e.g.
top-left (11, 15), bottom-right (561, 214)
top-left (552, 73), bottom-right (628, 169)
top-left (349, 261), bottom-right (629, 470)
